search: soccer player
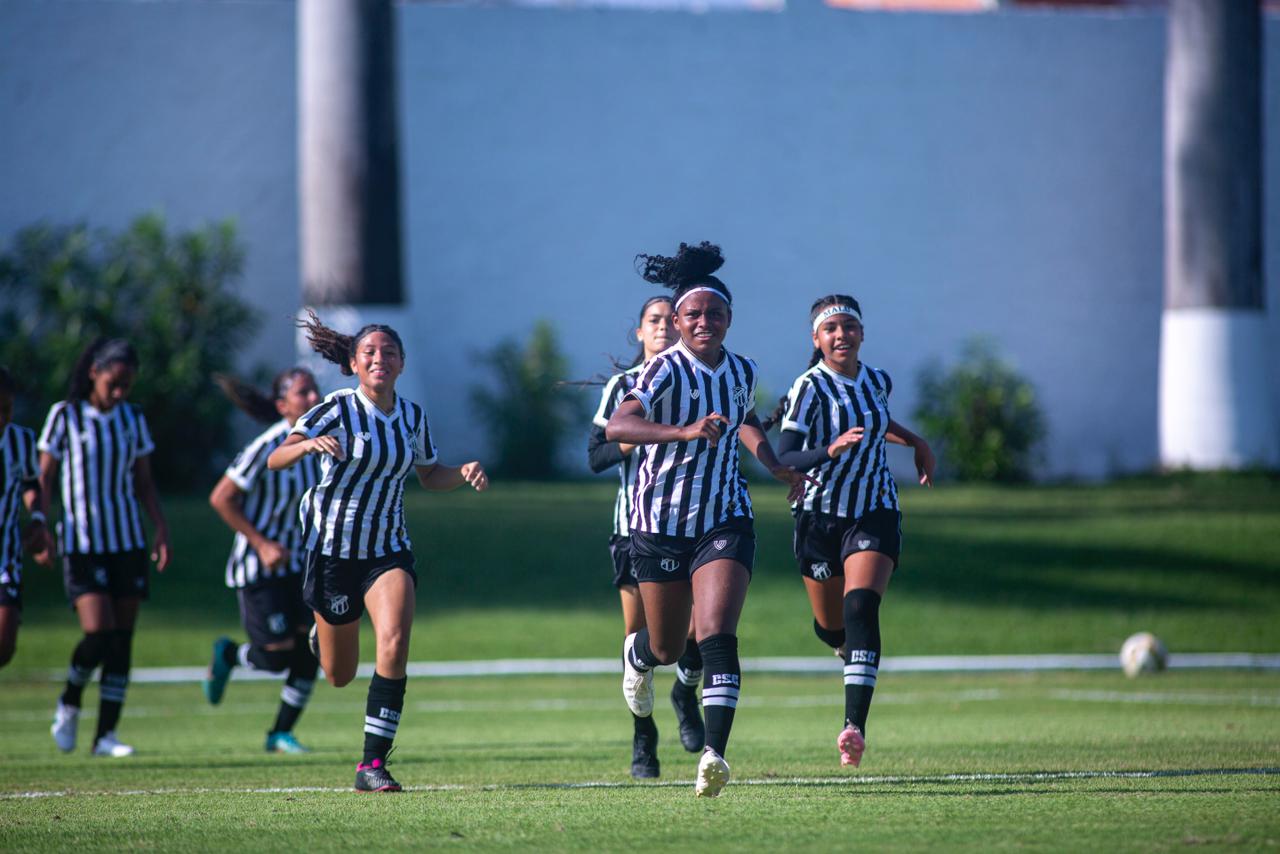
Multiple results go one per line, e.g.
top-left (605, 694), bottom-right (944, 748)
top-left (0, 366), bottom-right (55, 669)
top-left (588, 295), bottom-right (706, 779)
top-left (762, 295), bottom-right (935, 767)
top-left (202, 369), bottom-right (323, 754)
top-left (268, 311), bottom-right (488, 793)
top-left (40, 338), bottom-right (172, 757)
top-left (605, 241), bottom-right (813, 797)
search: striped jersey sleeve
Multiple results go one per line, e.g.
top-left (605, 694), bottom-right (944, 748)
top-left (36, 402), bottom-right (69, 460)
top-left (1, 424), bottom-right (39, 585)
top-left (225, 428), bottom-right (277, 492)
top-left (592, 373), bottom-right (628, 429)
top-left (291, 397), bottom-right (345, 440)
top-left (404, 398), bottom-right (437, 467)
top-left (130, 406), bottom-right (156, 457)
top-left (780, 374), bottom-right (818, 434)
top-left (624, 357), bottom-right (674, 416)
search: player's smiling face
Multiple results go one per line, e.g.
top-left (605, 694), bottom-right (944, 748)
top-left (88, 363), bottom-right (136, 412)
top-left (277, 372), bottom-right (321, 425)
top-left (637, 300), bottom-right (675, 360)
top-left (814, 314), bottom-right (863, 376)
top-left (674, 291), bottom-right (730, 363)
top-left (350, 331), bottom-right (404, 394)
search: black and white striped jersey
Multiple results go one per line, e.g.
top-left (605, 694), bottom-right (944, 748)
top-left (593, 365), bottom-right (644, 537)
top-left (223, 420), bottom-right (321, 588)
top-left (780, 360), bottom-right (899, 518)
top-left (624, 339), bottom-right (758, 538)
top-left (291, 388), bottom-right (437, 559)
top-left (37, 400), bottom-right (155, 555)
top-left (0, 423), bottom-right (39, 586)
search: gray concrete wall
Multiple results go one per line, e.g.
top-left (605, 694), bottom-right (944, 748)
top-left (2, 0), bottom-right (1277, 479)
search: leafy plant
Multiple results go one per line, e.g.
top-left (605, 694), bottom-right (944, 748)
top-left (913, 337), bottom-right (1046, 482)
top-left (0, 214), bottom-right (260, 488)
top-left (470, 321), bottom-right (586, 479)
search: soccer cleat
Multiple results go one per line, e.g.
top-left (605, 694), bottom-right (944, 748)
top-left (834, 645), bottom-right (847, 660)
top-left (92, 731), bottom-right (135, 757)
top-left (308, 623), bottom-right (320, 660)
top-left (630, 723), bottom-right (660, 779)
top-left (354, 757), bottom-right (402, 793)
top-left (51, 701), bottom-right (80, 753)
top-left (202, 636), bottom-right (236, 705)
top-left (694, 747), bottom-right (730, 798)
top-left (837, 723), bottom-right (866, 767)
top-left (621, 633), bottom-right (654, 717)
top-left (265, 731), bottom-right (311, 754)
top-left (670, 681), bottom-right (706, 753)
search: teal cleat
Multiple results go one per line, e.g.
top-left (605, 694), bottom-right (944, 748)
top-left (202, 636), bottom-right (236, 705)
top-left (265, 731), bottom-right (311, 754)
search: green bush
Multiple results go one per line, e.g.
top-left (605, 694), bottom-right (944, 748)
top-left (913, 337), bottom-right (1046, 482)
top-left (0, 214), bottom-right (260, 489)
top-left (470, 321), bottom-right (586, 480)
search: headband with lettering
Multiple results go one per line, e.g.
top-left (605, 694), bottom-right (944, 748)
top-left (811, 304), bottom-right (862, 332)
top-left (674, 285), bottom-right (732, 312)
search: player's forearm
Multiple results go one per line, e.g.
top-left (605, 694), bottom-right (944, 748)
top-left (417, 462), bottom-right (465, 492)
top-left (886, 419), bottom-right (923, 448)
top-left (267, 439), bottom-right (310, 471)
top-left (209, 486), bottom-right (267, 548)
top-left (606, 413), bottom-right (683, 445)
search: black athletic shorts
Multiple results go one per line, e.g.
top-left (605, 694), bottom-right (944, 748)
top-left (63, 550), bottom-right (149, 604)
top-left (609, 535), bottom-right (639, 589)
top-left (793, 508), bottom-right (902, 580)
top-left (629, 518), bottom-right (756, 584)
top-left (0, 576), bottom-right (21, 611)
top-left (303, 549), bottom-right (417, 626)
top-left (238, 574), bottom-right (313, 648)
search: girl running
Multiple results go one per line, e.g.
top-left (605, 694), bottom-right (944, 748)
top-left (202, 369), bottom-right (323, 754)
top-left (764, 294), bottom-right (935, 767)
top-left (0, 366), bottom-right (54, 669)
top-left (588, 295), bottom-right (705, 779)
top-left (268, 311), bottom-right (488, 792)
top-left (605, 241), bottom-right (813, 797)
top-left (41, 338), bottom-right (172, 757)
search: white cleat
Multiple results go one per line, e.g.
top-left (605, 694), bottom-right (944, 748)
top-left (51, 701), bottom-right (79, 753)
top-left (622, 633), bottom-right (654, 717)
top-left (695, 747), bottom-right (730, 798)
top-left (92, 731), bottom-right (135, 757)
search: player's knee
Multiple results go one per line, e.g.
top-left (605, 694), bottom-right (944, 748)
top-left (375, 626), bottom-right (410, 660)
top-left (813, 618), bottom-right (846, 650)
top-left (256, 647), bottom-right (292, 672)
top-left (648, 639), bottom-right (683, 666)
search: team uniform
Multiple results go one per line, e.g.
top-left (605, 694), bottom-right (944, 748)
top-left (780, 359), bottom-right (901, 578)
top-left (291, 387), bottom-right (436, 625)
top-left (624, 339), bottom-right (759, 582)
top-left (0, 423), bottom-right (39, 611)
top-left (590, 365), bottom-right (644, 588)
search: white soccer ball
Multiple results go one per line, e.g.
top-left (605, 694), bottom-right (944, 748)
top-left (1119, 632), bottom-right (1168, 678)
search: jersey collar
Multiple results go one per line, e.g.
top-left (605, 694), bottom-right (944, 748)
top-left (354, 386), bottom-right (401, 423)
top-left (674, 339), bottom-right (729, 376)
top-left (816, 358), bottom-right (864, 387)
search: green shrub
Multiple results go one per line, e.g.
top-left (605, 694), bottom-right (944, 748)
top-left (913, 337), bottom-right (1046, 482)
top-left (470, 321), bottom-right (586, 479)
top-left (0, 214), bottom-right (260, 489)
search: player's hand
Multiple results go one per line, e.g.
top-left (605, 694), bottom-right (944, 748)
top-left (152, 526), bottom-right (172, 572)
top-left (913, 439), bottom-right (937, 487)
top-left (307, 435), bottom-right (346, 461)
top-left (460, 461), bottom-right (489, 492)
top-left (827, 427), bottom-right (865, 458)
top-left (770, 465), bottom-right (819, 503)
top-left (680, 413), bottom-right (729, 446)
top-left (255, 539), bottom-right (289, 569)
top-left (24, 521), bottom-right (53, 566)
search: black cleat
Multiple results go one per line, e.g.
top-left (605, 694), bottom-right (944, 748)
top-left (670, 681), bottom-right (706, 753)
top-left (630, 721), bottom-right (660, 779)
top-left (354, 757), bottom-right (402, 792)
top-left (307, 623), bottom-right (320, 660)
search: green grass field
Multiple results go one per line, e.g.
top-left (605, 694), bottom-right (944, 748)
top-left (1, 475), bottom-right (1277, 850)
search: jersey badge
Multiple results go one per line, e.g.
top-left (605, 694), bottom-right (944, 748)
top-left (732, 386), bottom-right (749, 408)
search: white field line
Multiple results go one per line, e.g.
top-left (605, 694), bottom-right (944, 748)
top-left (79, 652), bottom-right (1280, 685)
top-left (4, 766), bottom-right (1278, 801)
top-left (1049, 689), bottom-right (1280, 708)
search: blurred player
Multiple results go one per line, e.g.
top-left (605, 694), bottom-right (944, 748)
top-left (202, 369), bottom-right (323, 754)
top-left (763, 295), bottom-right (935, 767)
top-left (605, 241), bottom-right (812, 797)
top-left (40, 338), bottom-right (172, 757)
top-left (268, 311), bottom-right (488, 792)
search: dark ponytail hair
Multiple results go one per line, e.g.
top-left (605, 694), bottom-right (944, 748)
top-left (634, 241), bottom-right (732, 308)
top-left (215, 368), bottom-right (316, 425)
top-left (761, 294), bottom-right (863, 431)
top-left (67, 337), bottom-right (139, 402)
top-left (296, 308), bottom-right (405, 377)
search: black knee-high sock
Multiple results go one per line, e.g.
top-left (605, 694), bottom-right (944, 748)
top-left (272, 639), bottom-right (319, 735)
top-left (61, 632), bottom-right (111, 707)
top-left (626, 628), bottom-right (661, 671)
top-left (674, 637), bottom-right (703, 691)
top-left (362, 672), bottom-right (406, 764)
top-left (843, 589), bottom-right (882, 734)
top-left (698, 634), bottom-right (740, 757)
top-left (96, 629), bottom-right (133, 740)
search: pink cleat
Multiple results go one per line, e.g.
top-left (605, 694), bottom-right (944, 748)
top-left (837, 724), bottom-right (865, 767)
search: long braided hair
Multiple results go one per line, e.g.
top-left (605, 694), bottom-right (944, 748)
top-left (214, 368), bottom-right (317, 425)
top-left (295, 308), bottom-right (405, 376)
top-left (67, 338), bottom-right (139, 402)
top-left (761, 294), bottom-right (862, 431)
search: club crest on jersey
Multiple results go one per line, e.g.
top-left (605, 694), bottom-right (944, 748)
top-left (690, 389), bottom-right (700, 400)
top-left (328, 594), bottom-right (349, 616)
top-left (811, 562), bottom-right (831, 580)
top-left (713, 538), bottom-right (728, 551)
top-left (660, 558), bottom-right (679, 573)
top-left (874, 388), bottom-right (888, 407)
top-left (268, 613), bottom-right (288, 635)
top-left (732, 386), bottom-right (749, 408)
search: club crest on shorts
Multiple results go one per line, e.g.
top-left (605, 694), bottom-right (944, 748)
top-left (732, 386), bottom-right (748, 407)
top-left (268, 612), bottom-right (288, 635)
top-left (328, 594), bottom-right (349, 616)
top-left (660, 558), bottom-right (679, 573)
top-left (713, 538), bottom-right (728, 551)
top-left (94, 567), bottom-right (108, 587)
top-left (811, 562), bottom-right (831, 580)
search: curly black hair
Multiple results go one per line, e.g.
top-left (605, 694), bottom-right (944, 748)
top-left (761, 294), bottom-right (863, 431)
top-left (634, 241), bottom-right (731, 306)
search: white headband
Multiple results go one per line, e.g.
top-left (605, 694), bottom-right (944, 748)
top-left (812, 304), bottom-right (862, 332)
top-left (674, 286), bottom-right (731, 312)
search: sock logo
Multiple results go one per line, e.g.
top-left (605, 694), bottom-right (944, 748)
top-left (379, 707), bottom-right (401, 722)
top-left (711, 673), bottom-right (740, 687)
top-left (848, 650), bottom-right (878, 665)
top-left (810, 562), bottom-right (830, 580)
